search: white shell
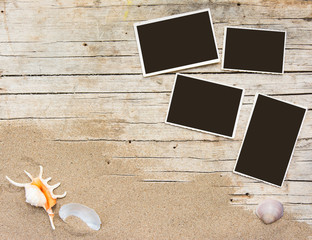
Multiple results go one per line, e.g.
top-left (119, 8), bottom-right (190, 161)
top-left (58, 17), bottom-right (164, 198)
top-left (25, 185), bottom-right (47, 207)
top-left (59, 203), bottom-right (101, 231)
top-left (256, 199), bottom-right (284, 224)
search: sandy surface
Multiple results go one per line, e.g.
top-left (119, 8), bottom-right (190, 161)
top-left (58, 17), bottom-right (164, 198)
top-left (0, 124), bottom-right (311, 240)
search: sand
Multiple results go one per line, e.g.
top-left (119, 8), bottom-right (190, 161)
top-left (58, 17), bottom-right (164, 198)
top-left (0, 123), bottom-right (311, 240)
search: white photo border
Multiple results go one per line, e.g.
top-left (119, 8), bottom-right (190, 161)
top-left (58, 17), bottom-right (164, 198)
top-left (233, 93), bottom-right (307, 188)
top-left (165, 73), bottom-right (245, 139)
top-left (221, 26), bottom-right (287, 75)
top-left (134, 8), bottom-right (220, 77)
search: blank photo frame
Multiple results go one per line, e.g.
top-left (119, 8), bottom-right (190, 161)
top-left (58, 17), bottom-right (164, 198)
top-left (166, 74), bottom-right (244, 138)
top-left (222, 27), bottom-right (286, 74)
top-left (234, 94), bottom-right (307, 187)
top-left (134, 9), bottom-right (219, 77)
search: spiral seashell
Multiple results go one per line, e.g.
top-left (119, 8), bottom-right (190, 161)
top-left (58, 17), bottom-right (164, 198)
top-left (256, 199), bottom-right (284, 224)
top-left (6, 166), bottom-right (67, 230)
top-left (25, 184), bottom-right (47, 207)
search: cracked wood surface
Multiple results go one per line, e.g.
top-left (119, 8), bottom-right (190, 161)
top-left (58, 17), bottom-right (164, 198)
top-left (0, 0), bottom-right (312, 228)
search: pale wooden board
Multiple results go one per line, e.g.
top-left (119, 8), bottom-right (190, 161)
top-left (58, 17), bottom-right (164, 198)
top-left (0, 0), bottom-right (311, 231)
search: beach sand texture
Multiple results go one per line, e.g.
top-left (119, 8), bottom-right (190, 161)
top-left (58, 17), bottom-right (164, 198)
top-left (0, 124), bottom-right (311, 239)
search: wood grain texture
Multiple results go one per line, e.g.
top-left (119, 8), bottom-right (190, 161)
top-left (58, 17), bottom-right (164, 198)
top-left (0, 0), bottom-right (311, 233)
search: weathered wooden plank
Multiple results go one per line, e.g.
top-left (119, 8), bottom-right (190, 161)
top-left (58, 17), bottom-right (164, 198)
top-left (0, 24), bottom-right (311, 46)
top-left (2, 0), bottom-right (311, 8)
top-left (0, 41), bottom-right (139, 57)
top-left (230, 192), bottom-right (312, 205)
top-left (2, 1), bottom-right (312, 20)
top-left (0, 41), bottom-right (312, 59)
top-left (143, 160), bottom-right (312, 181)
top-left (0, 49), bottom-right (310, 75)
top-left (0, 92), bottom-right (312, 123)
top-left (1, 73), bottom-right (312, 95)
top-left (0, 93), bottom-right (311, 118)
top-left (0, 3), bottom-right (311, 43)
top-left (141, 157), bottom-right (311, 180)
top-left (230, 181), bottom-right (312, 196)
top-left (0, 50), bottom-right (311, 75)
